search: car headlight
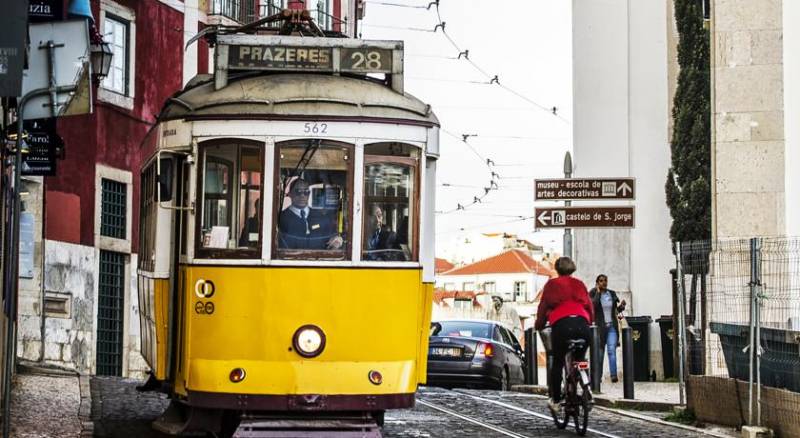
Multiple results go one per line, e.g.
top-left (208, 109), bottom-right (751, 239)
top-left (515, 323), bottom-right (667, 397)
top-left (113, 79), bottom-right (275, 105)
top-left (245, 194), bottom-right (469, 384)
top-left (293, 325), bottom-right (326, 358)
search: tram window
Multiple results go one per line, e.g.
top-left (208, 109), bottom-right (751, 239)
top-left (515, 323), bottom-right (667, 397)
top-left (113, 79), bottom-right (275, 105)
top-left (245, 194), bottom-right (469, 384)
top-left (362, 143), bottom-right (419, 262)
top-left (197, 142), bottom-right (263, 256)
top-left (275, 140), bottom-right (352, 260)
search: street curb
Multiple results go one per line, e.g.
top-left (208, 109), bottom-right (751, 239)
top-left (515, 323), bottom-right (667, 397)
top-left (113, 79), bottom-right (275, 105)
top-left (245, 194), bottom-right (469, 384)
top-left (78, 375), bottom-right (94, 437)
top-left (510, 385), bottom-right (735, 438)
top-left (592, 406), bottom-right (736, 438)
top-left (512, 384), bottom-right (677, 412)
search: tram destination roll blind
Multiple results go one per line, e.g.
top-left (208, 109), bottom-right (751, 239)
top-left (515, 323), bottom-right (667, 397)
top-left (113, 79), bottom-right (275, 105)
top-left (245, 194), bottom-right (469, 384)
top-left (229, 45), bottom-right (394, 73)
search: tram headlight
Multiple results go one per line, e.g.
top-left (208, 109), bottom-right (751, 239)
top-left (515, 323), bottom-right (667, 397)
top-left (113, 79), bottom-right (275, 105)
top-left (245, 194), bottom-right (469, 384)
top-left (293, 325), bottom-right (326, 358)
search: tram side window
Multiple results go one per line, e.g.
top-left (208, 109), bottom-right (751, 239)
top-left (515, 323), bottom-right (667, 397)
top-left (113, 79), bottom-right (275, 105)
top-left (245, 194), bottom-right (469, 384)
top-left (139, 161), bottom-right (158, 271)
top-left (275, 140), bottom-right (352, 260)
top-left (198, 143), bottom-right (263, 256)
top-left (362, 142), bottom-right (419, 262)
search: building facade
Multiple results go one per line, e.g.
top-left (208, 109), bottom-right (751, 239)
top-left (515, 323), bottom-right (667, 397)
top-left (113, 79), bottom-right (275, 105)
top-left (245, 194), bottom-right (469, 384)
top-left (571, 0), bottom-right (675, 378)
top-left (16, 0), bottom-right (361, 377)
top-left (711, 0), bottom-right (800, 239)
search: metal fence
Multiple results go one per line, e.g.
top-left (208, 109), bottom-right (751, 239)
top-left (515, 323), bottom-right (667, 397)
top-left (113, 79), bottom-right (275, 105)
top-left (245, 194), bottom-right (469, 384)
top-left (676, 237), bottom-right (800, 427)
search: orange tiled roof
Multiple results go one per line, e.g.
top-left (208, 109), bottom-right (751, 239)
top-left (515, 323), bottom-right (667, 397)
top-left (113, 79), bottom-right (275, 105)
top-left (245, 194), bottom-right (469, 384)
top-left (435, 258), bottom-right (455, 274)
top-left (432, 289), bottom-right (487, 307)
top-left (442, 249), bottom-right (556, 277)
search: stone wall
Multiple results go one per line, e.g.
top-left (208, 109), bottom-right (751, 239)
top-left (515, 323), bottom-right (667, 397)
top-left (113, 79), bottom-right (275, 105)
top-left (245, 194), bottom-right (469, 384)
top-left (712, 0), bottom-right (785, 238)
top-left (16, 239), bottom-right (148, 378)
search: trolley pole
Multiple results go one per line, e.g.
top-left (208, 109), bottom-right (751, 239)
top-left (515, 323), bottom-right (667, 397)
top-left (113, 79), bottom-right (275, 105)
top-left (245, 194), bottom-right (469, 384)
top-left (562, 152), bottom-right (572, 258)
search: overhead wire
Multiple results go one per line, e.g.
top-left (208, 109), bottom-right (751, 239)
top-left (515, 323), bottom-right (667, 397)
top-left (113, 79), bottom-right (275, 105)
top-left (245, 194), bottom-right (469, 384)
top-left (363, 0), bottom-right (568, 220)
top-left (364, 0), bottom-right (431, 9)
top-left (436, 216), bottom-right (536, 235)
top-left (431, 2), bottom-right (568, 123)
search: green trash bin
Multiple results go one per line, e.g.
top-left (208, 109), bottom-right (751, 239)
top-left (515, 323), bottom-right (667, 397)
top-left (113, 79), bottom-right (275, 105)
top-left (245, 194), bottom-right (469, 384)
top-left (625, 316), bottom-right (652, 382)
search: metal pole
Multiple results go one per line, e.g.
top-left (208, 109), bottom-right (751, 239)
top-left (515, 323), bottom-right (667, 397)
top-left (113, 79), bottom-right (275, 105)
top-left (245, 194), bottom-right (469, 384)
top-left (753, 238), bottom-right (762, 426)
top-left (590, 324), bottom-right (601, 393)
top-left (563, 152), bottom-right (572, 258)
top-left (747, 238), bottom-right (757, 425)
top-left (3, 95), bottom-right (24, 438)
top-left (622, 326), bottom-right (634, 399)
top-left (1, 82), bottom-right (74, 438)
top-left (524, 328), bottom-right (537, 385)
top-left (674, 242), bottom-right (687, 405)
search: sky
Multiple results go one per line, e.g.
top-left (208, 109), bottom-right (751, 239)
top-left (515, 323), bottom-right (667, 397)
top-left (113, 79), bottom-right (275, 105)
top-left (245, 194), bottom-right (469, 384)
top-left (359, 0), bottom-right (573, 260)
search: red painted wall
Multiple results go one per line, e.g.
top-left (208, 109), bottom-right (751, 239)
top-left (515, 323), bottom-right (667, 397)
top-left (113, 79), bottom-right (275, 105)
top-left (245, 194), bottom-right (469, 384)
top-left (198, 22), bottom-right (209, 75)
top-left (48, 0), bottom-right (185, 253)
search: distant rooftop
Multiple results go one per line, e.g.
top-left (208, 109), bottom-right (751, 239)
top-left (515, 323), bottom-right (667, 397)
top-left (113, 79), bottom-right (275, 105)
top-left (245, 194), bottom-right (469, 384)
top-left (441, 249), bottom-right (556, 277)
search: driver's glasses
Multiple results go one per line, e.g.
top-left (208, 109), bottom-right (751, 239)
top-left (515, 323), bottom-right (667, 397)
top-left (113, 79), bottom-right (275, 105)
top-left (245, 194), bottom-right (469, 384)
top-left (293, 189), bottom-right (310, 196)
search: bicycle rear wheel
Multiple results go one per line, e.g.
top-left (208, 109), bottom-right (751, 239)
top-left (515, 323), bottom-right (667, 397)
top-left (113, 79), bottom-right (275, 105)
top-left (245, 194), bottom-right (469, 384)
top-left (573, 384), bottom-right (591, 436)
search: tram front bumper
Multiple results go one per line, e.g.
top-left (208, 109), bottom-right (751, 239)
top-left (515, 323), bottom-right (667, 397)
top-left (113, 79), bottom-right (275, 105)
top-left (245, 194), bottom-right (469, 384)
top-left (184, 358), bottom-right (418, 408)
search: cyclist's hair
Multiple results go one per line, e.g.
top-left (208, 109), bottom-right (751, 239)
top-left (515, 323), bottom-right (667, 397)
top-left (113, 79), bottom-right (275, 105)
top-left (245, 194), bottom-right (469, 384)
top-left (555, 257), bottom-right (576, 276)
top-left (596, 274), bottom-right (607, 283)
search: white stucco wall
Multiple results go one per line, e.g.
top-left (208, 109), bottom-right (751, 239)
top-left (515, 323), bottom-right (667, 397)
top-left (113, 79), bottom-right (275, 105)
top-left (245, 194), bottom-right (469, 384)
top-left (784, 0), bottom-right (800, 236)
top-left (572, 0), bottom-right (673, 377)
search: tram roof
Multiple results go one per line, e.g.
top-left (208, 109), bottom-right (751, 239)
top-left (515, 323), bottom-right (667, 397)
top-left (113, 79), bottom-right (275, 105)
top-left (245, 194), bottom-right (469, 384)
top-left (159, 73), bottom-right (439, 126)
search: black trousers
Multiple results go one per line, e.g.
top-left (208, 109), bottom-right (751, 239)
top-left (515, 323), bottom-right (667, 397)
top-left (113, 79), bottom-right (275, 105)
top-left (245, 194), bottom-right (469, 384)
top-left (549, 316), bottom-right (591, 401)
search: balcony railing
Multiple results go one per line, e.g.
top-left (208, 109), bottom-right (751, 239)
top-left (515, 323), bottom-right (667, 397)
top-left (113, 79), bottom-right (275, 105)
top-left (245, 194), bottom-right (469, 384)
top-left (211, 0), bottom-right (258, 23)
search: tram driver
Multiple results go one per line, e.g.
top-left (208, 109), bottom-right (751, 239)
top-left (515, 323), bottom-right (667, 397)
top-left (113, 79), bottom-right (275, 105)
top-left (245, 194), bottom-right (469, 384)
top-left (278, 178), bottom-right (344, 250)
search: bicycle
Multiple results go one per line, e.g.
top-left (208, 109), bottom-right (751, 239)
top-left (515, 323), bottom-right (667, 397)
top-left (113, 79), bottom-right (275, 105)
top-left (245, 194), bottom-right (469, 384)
top-left (552, 338), bottom-right (593, 436)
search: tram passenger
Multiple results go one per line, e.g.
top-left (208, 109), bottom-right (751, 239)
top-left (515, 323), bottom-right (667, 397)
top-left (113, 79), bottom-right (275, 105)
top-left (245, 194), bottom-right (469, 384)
top-left (239, 198), bottom-right (260, 247)
top-left (365, 205), bottom-right (398, 260)
top-left (278, 178), bottom-right (343, 250)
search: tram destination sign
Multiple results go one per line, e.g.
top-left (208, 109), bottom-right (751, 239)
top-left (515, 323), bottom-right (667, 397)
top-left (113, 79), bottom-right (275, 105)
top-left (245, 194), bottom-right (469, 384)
top-left (534, 206), bottom-right (635, 229)
top-left (534, 178), bottom-right (635, 201)
top-left (227, 43), bottom-right (395, 74)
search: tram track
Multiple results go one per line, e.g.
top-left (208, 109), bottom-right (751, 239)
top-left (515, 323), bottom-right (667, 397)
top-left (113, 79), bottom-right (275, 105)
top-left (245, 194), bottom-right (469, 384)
top-left (417, 388), bottom-right (623, 438)
top-left (416, 399), bottom-right (533, 438)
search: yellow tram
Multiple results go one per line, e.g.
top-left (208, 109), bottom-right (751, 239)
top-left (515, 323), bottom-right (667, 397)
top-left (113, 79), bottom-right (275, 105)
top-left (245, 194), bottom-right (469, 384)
top-left (136, 30), bottom-right (439, 435)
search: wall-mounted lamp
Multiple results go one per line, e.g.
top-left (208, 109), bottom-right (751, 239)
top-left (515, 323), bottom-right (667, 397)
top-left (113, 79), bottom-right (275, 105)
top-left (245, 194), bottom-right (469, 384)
top-left (90, 27), bottom-right (113, 86)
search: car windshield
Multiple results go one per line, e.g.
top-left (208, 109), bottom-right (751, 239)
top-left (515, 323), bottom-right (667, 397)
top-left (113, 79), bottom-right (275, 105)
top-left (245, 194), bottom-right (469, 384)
top-left (431, 321), bottom-right (491, 339)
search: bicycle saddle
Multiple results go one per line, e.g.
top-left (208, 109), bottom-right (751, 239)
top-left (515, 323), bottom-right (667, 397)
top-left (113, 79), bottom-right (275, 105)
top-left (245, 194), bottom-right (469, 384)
top-left (567, 339), bottom-right (587, 350)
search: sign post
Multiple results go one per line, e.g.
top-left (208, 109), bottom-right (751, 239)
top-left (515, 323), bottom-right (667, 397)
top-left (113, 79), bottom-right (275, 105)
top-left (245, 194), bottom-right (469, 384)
top-left (562, 152), bottom-right (573, 259)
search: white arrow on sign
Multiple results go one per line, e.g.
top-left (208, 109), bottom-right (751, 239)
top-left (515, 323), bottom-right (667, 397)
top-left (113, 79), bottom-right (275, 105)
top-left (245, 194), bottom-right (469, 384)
top-left (617, 182), bottom-right (633, 197)
top-left (537, 211), bottom-right (551, 226)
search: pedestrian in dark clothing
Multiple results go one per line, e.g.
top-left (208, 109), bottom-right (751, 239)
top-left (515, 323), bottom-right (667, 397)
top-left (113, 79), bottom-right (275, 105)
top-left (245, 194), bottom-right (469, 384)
top-left (589, 274), bottom-right (626, 383)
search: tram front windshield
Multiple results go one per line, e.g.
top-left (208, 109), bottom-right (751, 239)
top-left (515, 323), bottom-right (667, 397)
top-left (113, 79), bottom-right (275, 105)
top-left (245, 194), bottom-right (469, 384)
top-left (276, 140), bottom-right (351, 259)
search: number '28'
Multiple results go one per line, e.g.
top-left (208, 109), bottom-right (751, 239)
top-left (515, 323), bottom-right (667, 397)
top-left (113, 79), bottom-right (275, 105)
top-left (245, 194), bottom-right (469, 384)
top-left (351, 51), bottom-right (382, 70)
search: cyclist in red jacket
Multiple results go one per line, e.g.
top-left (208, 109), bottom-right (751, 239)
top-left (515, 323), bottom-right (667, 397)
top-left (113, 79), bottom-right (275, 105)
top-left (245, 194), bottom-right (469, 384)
top-left (534, 257), bottom-right (594, 414)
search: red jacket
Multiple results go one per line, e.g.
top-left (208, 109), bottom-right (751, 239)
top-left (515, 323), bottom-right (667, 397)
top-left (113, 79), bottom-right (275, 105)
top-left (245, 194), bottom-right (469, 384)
top-left (534, 275), bottom-right (594, 330)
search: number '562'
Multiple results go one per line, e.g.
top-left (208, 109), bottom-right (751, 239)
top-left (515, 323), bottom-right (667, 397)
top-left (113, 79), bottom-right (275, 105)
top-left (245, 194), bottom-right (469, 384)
top-left (303, 122), bottom-right (328, 134)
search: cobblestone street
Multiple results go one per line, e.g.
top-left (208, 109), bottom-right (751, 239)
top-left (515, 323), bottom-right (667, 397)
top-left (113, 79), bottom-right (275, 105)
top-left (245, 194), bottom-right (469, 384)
top-left (87, 378), bottom-right (733, 438)
top-left (4, 371), bottom-right (83, 438)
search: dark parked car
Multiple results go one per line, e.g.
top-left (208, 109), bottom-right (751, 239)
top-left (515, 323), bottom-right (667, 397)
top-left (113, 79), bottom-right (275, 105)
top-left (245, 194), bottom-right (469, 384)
top-left (426, 319), bottom-right (526, 390)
